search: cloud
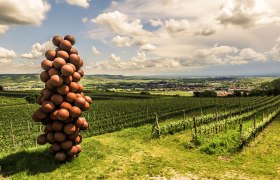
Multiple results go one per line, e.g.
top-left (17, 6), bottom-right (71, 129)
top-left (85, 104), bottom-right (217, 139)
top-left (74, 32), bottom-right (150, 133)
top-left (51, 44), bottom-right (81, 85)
top-left (194, 23), bottom-right (217, 36)
top-left (267, 36), bottom-right (280, 61)
top-left (91, 52), bottom-right (181, 73)
top-left (65, 0), bottom-right (90, 8)
top-left (92, 11), bottom-right (151, 36)
top-left (0, 25), bottom-right (9, 34)
top-left (56, 0), bottom-right (90, 8)
top-left (140, 44), bottom-right (156, 51)
top-left (181, 46), bottom-right (267, 66)
top-left (92, 46), bottom-right (100, 55)
top-left (106, 0), bottom-right (221, 20)
top-left (89, 45), bottom-right (267, 74)
top-left (163, 19), bottom-right (190, 35)
top-left (217, 0), bottom-right (280, 28)
top-left (149, 19), bottom-right (163, 27)
top-left (87, 0), bottom-right (280, 75)
top-left (112, 35), bottom-right (132, 47)
top-left (0, 0), bottom-right (50, 26)
top-left (0, 47), bottom-right (17, 59)
top-left (21, 40), bottom-right (55, 59)
top-left (90, 11), bottom-right (152, 43)
top-left (238, 48), bottom-right (267, 62)
top-left (0, 59), bottom-right (40, 74)
top-left (82, 17), bottom-right (88, 23)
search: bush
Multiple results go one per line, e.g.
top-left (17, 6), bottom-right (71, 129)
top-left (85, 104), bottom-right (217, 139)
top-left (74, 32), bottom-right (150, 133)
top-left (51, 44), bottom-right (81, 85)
top-left (140, 91), bottom-right (150, 95)
top-left (194, 90), bottom-right (217, 98)
top-left (24, 95), bottom-right (37, 104)
top-left (249, 78), bottom-right (280, 96)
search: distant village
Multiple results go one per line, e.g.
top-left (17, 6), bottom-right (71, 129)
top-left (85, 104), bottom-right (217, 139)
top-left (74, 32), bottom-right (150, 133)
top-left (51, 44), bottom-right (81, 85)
top-left (93, 78), bottom-right (259, 97)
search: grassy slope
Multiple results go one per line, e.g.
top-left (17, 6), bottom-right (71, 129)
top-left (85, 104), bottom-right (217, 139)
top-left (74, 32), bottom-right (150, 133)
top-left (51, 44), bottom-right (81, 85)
top-left (1, 117), bottom-right (280, 179)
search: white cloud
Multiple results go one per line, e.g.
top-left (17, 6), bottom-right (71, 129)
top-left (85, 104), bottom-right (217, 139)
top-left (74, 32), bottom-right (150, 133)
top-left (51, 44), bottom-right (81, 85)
top-left (21, 40), bottom-right (55, 59)
top-left (105, 0), bottom-right (221, 20)
top-left (194, 22), bottom-right (217, 36)
top-left (92, 46), bottom-right (100, 55)
top-left (0, 0), bottom-right (50, 26)
top-left (0, 47), bottom-right (17, 59)
top-left (0, 25), bottom-right (9, 34)
top-left (217, 0), bottom-right (280, 28)
top-left (57, 0), bottom-right (90, 8)
top-left (87, 0), bottom-right (280, 75)
top-left (82, 17), bottom-right (88, 23)
top-left (267, 36), bottom-right (280, 61)
top-left (112, 36), bottom-right (132, 47)
top-left (181, 46), bottom-right (267, 66)
top-left (92, 11), bottom-right (151, 36)
top-left (149, 19), bottom-right (163, 27)
top-left (88, 45), bottom-right (267, 74)
top-left (91, 52), bottom-right (181, 74)
top-left (140, 44), bottom-right (156, 51)
top-left (109, 54), bottom-right (121, 62)
top-left (163, 19), bottom-right (190, 35)
top-left (238, 48), bottom-right (267, 62)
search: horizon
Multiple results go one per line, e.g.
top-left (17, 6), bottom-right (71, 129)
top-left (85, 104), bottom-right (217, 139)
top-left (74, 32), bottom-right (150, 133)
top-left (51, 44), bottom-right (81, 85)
top-left (0, 0), bottom-right (279, 75)
top-left (0, 73), bottom-right (279, 78)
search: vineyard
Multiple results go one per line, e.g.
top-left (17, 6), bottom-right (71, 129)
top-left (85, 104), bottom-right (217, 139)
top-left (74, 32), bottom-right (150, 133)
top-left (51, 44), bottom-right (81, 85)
top-left (152, 96), bottom-right (280, 154)
top-left (0, 95), bottom-right (279, 152)
top-left (1, 95), bottom-right (280, 179)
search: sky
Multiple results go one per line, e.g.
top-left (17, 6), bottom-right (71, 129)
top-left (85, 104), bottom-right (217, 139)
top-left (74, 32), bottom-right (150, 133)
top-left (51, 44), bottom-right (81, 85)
top-left (0, 0), bottom-right (280, 76)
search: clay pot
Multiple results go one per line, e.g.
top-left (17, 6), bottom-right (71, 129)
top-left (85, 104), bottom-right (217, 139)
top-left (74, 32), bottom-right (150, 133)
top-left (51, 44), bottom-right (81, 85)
top-left (45, 50), bottom-right (56, 60)
top-left (69, 106), bottom-right (82, 118)
top-left (65, 92), bottom-right (76, 103)
top-left (61, 64), bottom-right (74, 76)
top-left (74, 97), bottom-right (86, 108)
top-left (60, 40), bottom-right (72, 51)
top-left (41, 60), bottom-right (53, 71)
top-left (51, 94), bottom-right (64, 105)
top-left (60, 102), bottom-right (72, 110)
top-left (52, 35), bottom-right (63, 47)
top-left (64, 123), bottom-right (76, 135)
top-left (53, 58), bottom-right (66, 69)
top-left (40, 71), bottom-right (50, 83)
top-left (64, 35), bottom-right (76, 45)
top-left (52, 121), bottom-right (64, 131)
top-left (37, 134), bottom-right (47, 145)
top-left (57, 109), bottom-right (70, 121)
top-left (56, 50), bottom-right (69, 60)
top-left (54, 132), bottom-right (66, 142)
top-left (57, 85), bottom-right (69, 95)
top-left (41, 101), bottom-right (55, 113)
top-left (50, 75), bottom-right (63, 87)
top-left (55, 151), bottom-right (67, 162)
top-left (61, 140), bottom-right (73, 150)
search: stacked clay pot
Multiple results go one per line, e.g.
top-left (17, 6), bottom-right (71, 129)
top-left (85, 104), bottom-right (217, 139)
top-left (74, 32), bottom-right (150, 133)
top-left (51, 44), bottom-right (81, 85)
top-left (32, 35), bottom-right (92, 162)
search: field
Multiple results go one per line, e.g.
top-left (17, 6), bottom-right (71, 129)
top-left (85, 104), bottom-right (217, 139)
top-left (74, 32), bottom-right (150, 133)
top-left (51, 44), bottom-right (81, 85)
top-left (0, 88), bottom-right (280, 179)
top-left (1, 112), bottom-right (280, 179)
top-left (0, 75), bottom-right (279, 179)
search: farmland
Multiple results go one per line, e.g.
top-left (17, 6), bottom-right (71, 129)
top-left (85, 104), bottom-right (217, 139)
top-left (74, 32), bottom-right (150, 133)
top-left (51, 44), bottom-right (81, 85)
top-left (0, 75), bottom-right (280, 178)
top-left (0, 95), bottom-right (280, 178)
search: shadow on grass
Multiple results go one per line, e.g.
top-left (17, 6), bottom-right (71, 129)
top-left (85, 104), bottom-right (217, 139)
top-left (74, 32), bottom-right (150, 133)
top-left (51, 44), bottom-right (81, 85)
top-left (0, 149), bottom-right (60, 177)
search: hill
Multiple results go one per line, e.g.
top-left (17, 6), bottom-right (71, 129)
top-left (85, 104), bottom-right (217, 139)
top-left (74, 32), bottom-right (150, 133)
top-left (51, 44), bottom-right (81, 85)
top-left (1, 116), bottom-right (280, 179)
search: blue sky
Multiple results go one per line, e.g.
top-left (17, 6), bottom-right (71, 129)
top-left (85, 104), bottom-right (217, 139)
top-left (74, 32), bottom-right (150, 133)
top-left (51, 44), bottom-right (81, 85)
top-left (0, 0), bottom-right (280, 76)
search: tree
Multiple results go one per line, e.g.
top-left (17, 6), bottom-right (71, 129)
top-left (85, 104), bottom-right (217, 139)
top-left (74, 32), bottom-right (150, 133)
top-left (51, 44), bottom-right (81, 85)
top-left (140, 91), bottom-right (150, 95)
top-left (249, 78), bottom-right (280, 96)
top-left (233, 90), bottom-right (242, 97)
top-left (194, 90), bottom-right (217, 98)
top-left (24, 95), bottom-right (37, 104)
top-left (271, 78), bottom-right (280, 95)
top-left (0, 85), bottom-right (3, 91)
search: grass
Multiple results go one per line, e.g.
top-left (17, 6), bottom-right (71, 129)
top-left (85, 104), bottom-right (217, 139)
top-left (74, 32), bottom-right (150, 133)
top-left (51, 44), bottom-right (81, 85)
top-left (1, 116), bottom-right (280, 179)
